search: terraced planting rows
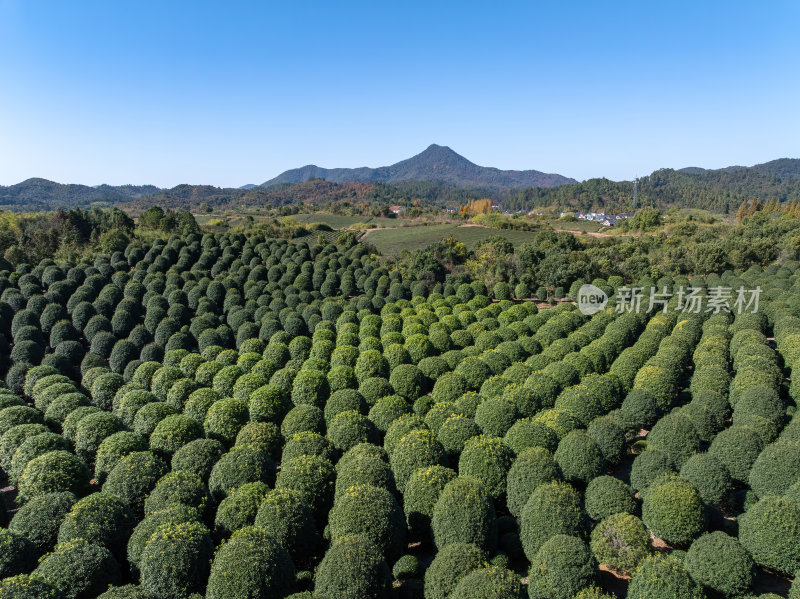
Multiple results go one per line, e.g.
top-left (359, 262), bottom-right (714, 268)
top-left (0, 232), bottom-right (798, 598)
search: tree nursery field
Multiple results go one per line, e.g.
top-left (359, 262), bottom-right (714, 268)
top-left (0, 229), bottom-right (799, 599)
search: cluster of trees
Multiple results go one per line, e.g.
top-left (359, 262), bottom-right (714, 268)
top-left (735, 197), bottom-right (800, 221)
top-left (138, 207), bottom-right (199, 235)
top-left (503, 160), bottom-right (800, 214)
top-left (0, 208), bottom-right (134, 266)
top-left (393, 207), bottom-right (800, 298)
top-left (396, 230), bottom-right (597, 298)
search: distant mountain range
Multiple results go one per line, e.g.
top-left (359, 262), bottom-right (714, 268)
top-left (1, 149), bottom-right (799, 213)
top-left (261, 144), bottom-right (576, 189)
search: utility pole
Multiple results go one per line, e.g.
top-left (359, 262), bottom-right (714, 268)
top-left (633, 178), bottom-right (639, 209)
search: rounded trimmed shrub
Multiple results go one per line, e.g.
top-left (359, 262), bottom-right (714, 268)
top-left (554, 430), bottom-right (606, 485)
top-left (149, 414), bottom-right (204, 457)
top-left (234, 421), bottom-right (281, 460)
top-left (454, 357), bottom-right (492, 391)
top-left (458, 435), bottom-right (514, 499)
top-left (281, 405), bottom-right (325, 439)
top-left (627, 554), bottom-right (703, 599)
top-left (33, 538), bottom-right (121, 599)
top-left (254, 488), bottom-right (318, 567)
top-left (324, 388), bottom-right (365, 423)
top-left (314, 535), bottom-right (392, 599)
top-left (90, 372), bottom-right (125, 411)
top-left (204, 397), bottom-right (249, 447)
top-left (424, 401), bottom-right (459, 432)
top-left (685, 531), bottom-right (754, 596)
top-left (679, 453), bottom-right (731, 505)
top-left (171, 437), bottom-right (226, 481)
top-left (0, 574), bottom-right (66, 598)
top-left (213, 481), bottom-right (270, 540)
top-left (208, 446), bottom-right (276, 501)
top-left (126, 504), bottom-right (200, 575)
top-left (572, 587), bottom-right (615, 599)
top-left (450, 566), bottom-right (521, 599)
top-left (749, 440), bottom-right (800, 499)
top-left (431, 372), bottom-right (468, 404)
top-left (474, 397), bottom-right (518, 438)
top-left (403, 465), bottom-right (457, 541)
top-left (389, 364), bottom-right (425, 401)
top-left (584, 475), bottom-right (637, 521)
top-left (139, 520), bottom-right (213, 599)
top-left (646, 412), bottom-right (701, 469)
top-left (620, 389), bottom-right (661, 430)
top-left (431, 476), bottom-right (497, 552)
top-left (9, 432), bottom-right (70, 484)
top-left (358, 376), bottom-right (393, 406)
top-left (132, 401), bottom-right (177, 438)
top-left (519, 480), bottom-right (583, 560)
top-left (437, 414), bottom-right (481, 459)
top-left (115, 389), bottom-right (156, 428)
top-left (206, 526), bottom-right (295, 599)
top-left (532, 409), bottom-right (579, 439)
top-left (95, 585), bottom-right (152, 599)
top-left (144, 470), bottom-right (211, 518)
top-left (505, 447), bottom-right (559, 518)
top-left (0, 405), bottom-right (43, 437)
top-left (335, 453), bottom-right (396, 498)
top-left (739, 495), bottom-right (800, 575)
top-left (586, 415), bottom-right (626, 466)
top-left (589, 513), bottom-right (651, 574)
top-left (383, 413), bottom-right (426, 456)
top-left (0, 528), bottom-right (38, 578)
top-left (249, 384), bottom-right (292, 424)
top-left (629, 450), bottom-right (675, 493)
top-left (57, 492), bottom-right (136, 558)
top-left (18, 450), bottom-right (90, 503)
top-left (9, 491), bottom-right (76, 553)
top-left (75, 411), bottom-right (124, 465)
top-left (555, 386), bottom-right (603, 427)
top-left (327, 409), bottom-right (379, 453)
top-left (369, 395), bottom-right (412, 432)
top-left (708, 425), bottom-right (765, 481)
top-left (281, 431), bottom-right (334, 463)
top-left (528, 534), bottom-right (597, 599)
top-left (423, 542), bottom-right (485, 599)
top-left (329, 483), bottom-right (407, 561)
top-left (275, 454), bottom-right (335, 519)
top-left (102, 451), bottom-right (168, 516)
top-left (44, 393), bottom-right (90, 431)
top-left (291, 368), bottom-right (330, 408)
top-left (641, 477), bottom-right (706, 548)
top-left (389, 428), bottom-right (447, 493)
top-left (392, 554), bottom-right (421, 580)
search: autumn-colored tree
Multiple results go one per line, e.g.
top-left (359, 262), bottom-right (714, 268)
top-left (459, 198), bottom-right (493, 215)
top-left (735, 200), bottom-right (748, 222)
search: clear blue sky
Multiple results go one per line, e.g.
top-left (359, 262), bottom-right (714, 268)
top-left (1, 0), bottom-right (798, 188)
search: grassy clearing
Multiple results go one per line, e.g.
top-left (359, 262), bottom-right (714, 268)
top-left (289, 213), bottom-right (400, 229)
top-left (364, 224), bottom-right (540, 255)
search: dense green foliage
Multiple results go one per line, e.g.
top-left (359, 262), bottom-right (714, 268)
top-left (0, 221), bottom-right (797, 599)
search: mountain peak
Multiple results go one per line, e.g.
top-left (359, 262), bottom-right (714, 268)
top-left (261, 145), bottom-right (575, 189)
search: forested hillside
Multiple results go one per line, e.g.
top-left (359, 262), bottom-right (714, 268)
top-left (504, 159), bottom-right (800, 214)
